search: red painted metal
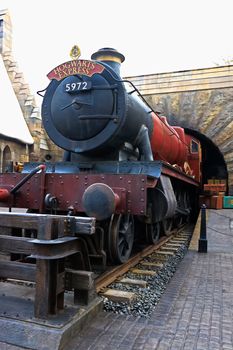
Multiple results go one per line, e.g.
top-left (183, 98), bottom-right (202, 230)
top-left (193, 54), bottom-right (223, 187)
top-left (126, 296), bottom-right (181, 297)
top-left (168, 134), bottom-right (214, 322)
top-left (40, 164), bottom-right (46, 171)
top-left (150, 113), bottom-right (188, 166)
top-left (47, 60), bottom-right (105, 81)
top-left (0, 188), bottom-right (10, 201)
top-left (0, 173), bottom-right (154, 216)
top-left (46, 174), bottom-right (149, 215)
top-left (0, 163), bottom-right (199, 218)
top-left (149, 113), bottom-right (201, 182)
top-left (184, 134), bottom-right (202, 182)
top-left (162, 164), bottom-right (199, 186)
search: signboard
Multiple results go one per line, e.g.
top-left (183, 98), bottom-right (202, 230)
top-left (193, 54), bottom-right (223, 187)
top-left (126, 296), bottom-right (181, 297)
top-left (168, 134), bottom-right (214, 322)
top-left (47, 60), bottom-right (105, 81)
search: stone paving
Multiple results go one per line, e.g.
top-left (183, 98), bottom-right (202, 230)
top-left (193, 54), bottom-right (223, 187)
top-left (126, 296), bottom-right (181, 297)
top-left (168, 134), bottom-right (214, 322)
top-left (63, 209), bottom-right (233, 350)
top-left (1, 209), bottom-right (233, 349)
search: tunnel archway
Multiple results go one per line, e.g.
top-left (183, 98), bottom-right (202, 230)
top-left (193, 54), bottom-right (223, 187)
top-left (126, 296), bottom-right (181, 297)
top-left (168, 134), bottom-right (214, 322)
top-left (185, 128), bottom-right (228, 190)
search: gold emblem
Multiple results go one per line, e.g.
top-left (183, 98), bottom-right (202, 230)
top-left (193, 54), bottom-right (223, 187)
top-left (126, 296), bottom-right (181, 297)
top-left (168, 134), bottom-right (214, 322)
top-left (70, 45), bottom-right (81, 60)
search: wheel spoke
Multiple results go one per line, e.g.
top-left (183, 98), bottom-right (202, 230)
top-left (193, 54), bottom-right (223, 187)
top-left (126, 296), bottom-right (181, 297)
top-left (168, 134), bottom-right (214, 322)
top-left (118, 236), bottom-right (125, 247)
top-left (146, 222), bottom-right (160, 244)
top-left (119, 241), bottom-right (126, 256)
top-left (108, 214), bottom-right (134, 264)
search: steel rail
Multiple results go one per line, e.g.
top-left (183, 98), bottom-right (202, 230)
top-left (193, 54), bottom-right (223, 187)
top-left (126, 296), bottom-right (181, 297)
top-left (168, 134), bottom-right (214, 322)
top-left (95, 225), bottom-right (187, 293)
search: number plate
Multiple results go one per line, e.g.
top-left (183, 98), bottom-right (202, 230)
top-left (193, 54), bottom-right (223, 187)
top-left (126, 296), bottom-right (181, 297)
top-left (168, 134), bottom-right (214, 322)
top-left (64, 81), bottom-right (92, 93)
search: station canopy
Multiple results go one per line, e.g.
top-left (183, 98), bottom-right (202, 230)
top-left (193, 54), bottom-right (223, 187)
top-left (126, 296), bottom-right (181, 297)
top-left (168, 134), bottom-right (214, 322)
top-left (0, 55), bottom-right (34, 145)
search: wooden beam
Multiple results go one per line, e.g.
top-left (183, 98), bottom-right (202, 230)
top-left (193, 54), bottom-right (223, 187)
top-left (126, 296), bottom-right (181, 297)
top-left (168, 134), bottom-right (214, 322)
top-left (0, 260), bottom-right (36, 281)
top-left (66, 269), bottom-right (95, 290)
top-left (0, 235), bottom-right (35, 255)
top-left (0, 212), bottom-right (96, 235)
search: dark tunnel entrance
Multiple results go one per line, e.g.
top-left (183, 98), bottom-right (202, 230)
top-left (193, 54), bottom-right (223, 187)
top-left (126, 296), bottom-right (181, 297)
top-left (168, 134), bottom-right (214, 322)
top-left (185, 128), bottom-right (228, 192)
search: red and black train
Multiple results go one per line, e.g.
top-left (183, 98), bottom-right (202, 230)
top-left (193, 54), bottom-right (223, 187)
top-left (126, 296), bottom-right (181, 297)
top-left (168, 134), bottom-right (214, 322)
top-left (0, 48), bottom-right (202, 266)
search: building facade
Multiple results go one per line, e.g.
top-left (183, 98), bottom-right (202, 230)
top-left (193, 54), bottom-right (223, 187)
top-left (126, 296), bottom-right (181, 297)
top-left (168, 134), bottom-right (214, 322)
top-left (0, 9), bottom-right (62, 172)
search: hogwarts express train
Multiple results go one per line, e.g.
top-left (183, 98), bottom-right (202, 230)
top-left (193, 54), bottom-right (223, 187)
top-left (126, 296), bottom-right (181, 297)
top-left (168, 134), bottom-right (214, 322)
top-left (0, 48), bottom-right (202, 265)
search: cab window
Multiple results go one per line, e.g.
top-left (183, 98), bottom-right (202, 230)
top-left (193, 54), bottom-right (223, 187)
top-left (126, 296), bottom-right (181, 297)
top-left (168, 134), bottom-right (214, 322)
top-left (191, 140), bottom-right (199, 153)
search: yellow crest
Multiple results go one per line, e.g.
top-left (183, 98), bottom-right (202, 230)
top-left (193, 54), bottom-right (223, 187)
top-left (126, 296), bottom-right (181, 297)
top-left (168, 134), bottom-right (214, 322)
top-left (70, 45), bottom-right (81, 60)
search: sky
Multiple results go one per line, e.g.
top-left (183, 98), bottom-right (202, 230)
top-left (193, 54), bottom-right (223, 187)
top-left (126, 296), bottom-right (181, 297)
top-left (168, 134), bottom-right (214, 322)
top-left (1, 0), bottom-right (233, 106)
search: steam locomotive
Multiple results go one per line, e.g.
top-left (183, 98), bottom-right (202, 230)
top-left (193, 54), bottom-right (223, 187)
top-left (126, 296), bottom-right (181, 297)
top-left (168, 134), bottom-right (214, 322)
top-left (0, 48), bottom-right (201, 266)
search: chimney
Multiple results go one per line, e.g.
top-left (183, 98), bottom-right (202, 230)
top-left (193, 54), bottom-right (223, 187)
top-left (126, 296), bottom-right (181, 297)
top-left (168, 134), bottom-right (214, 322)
top-left (0, 9), bottom-right (12, 54)
top-left (91, 48), bottom-right (125, 76)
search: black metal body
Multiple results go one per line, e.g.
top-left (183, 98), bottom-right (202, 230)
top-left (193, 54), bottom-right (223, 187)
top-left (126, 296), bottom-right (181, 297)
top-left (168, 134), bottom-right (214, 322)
top-left (42, 60), bottom-right (153, 159)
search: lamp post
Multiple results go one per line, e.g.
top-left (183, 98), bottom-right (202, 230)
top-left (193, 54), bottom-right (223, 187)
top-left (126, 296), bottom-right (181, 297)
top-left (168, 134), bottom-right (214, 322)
top-left (198, 204), bottom-right (208, 253)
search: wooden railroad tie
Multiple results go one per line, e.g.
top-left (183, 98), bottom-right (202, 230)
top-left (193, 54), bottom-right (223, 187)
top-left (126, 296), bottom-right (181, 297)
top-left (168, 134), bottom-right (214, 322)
top-left (102, 289), bottom-right (136, 303)
top-left (149, 254), bottom-right (167, 261)
top-left (165, 243), bottom-right (183, 247)
top-left (175, 235), bottom-right (190, 239)
top-left (117, 278), bottom-right (147, 288)
top-left (130, 268), bottom-right (157, 276)
top-left (170, 238), bottom-right (187, 243)
top-left (155, 250), bottom-right (174, 256)
top-left (140, 261), bottom-right (163, 268)
top-left (161, 247), bottom-right (179, 252)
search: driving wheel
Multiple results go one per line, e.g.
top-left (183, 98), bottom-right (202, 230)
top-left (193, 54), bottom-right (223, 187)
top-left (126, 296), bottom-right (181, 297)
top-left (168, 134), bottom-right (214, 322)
top-left (108, 214), bottom-right (134, 264)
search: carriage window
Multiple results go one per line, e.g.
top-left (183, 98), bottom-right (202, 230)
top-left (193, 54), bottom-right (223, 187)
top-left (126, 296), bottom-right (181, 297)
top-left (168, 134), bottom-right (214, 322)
top-left (191, 140), bottom-right (199, 153)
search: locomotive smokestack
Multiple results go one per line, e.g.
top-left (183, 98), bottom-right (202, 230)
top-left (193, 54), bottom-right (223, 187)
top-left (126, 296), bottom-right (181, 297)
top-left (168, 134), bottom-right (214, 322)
top-left (91, 47), bottom-right (125, 76)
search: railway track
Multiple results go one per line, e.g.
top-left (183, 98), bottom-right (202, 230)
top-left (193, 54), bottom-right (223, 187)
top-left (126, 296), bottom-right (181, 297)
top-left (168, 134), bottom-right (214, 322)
top-left (96, 224), bottom-right (193, 317)
top-left (0, 224), bottom-right (193, 320)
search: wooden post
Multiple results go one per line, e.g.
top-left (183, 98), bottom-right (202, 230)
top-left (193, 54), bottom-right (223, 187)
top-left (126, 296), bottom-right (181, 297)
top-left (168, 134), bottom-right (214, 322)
top-left (34, 217), bottom-right (65, 318)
